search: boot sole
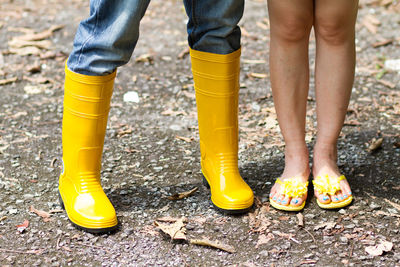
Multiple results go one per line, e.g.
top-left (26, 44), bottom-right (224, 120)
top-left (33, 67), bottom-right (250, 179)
top-left (202, 176), bottom-right (252, 215)
top-left (58, 191), bottom-right (119, 234)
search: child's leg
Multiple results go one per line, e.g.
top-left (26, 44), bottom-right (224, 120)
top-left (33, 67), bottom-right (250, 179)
top-left (267, 0), bottom-right (314, 208)
top-left (313, 0), bottom-right (358, 204)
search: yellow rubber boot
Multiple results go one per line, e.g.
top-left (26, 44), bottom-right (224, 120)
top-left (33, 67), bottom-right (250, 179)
top-left (58, 65), bottom-right (118, 233)
top-left (190, 48), bottom-right (254, 213)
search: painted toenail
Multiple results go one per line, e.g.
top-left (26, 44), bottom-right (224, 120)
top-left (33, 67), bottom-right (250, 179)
top-left (348, 192), bottom-right (352, 195)
top-left (273, 197), bottom-right (277, 201)
top-left (282, 200), bottom-right (287, 204)
top-left (334, 198), bottom-right (339, 201)
top-left (323, 196), bottom-right (329, 201)
top-left (292, 199), bottom-right (299, 204)
top-left (343, 195), bottom-right (348, 198)
top-left (277, 199), bottom-right (281, 203)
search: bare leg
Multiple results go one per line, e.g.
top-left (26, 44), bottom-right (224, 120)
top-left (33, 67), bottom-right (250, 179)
top-left (267, 0), bottom-right (314, 207)
top-left (313, 0), bottom-right (358, 204)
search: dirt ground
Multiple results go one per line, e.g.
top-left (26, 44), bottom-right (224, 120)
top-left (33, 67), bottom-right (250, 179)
top-left (0, 0), bottom-right (399, 266)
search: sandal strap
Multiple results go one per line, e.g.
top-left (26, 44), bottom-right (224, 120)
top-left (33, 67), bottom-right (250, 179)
top-left (313, 175), bottom-right (347, 195)
top-left (275, 178), bottom-right (308, 198)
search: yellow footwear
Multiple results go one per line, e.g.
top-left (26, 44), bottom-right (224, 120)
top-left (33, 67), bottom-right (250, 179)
top-left (270, 178), bottom-right (309, 212)
top-left (190, 48), bottom-right (254, 214)
top-left (313, 175), bottom-right (353, 209)
top-left (58, 65), bottom-right (118, 233)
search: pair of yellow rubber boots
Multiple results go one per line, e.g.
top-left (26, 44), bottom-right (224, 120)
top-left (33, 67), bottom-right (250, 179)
top-left (59, 49), bottom-right (254, 233)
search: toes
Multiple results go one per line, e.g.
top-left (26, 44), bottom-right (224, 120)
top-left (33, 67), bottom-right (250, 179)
top-left (315, 190), bottom-right (331, 203)
top-left (331, 192), bottom-right (341, 202)
top-left (290, 197), bottom-right (302, 207)
top-left (281, 196), bottom-right (290, 206)
top-left (340, 181), bottom-right (352, 199)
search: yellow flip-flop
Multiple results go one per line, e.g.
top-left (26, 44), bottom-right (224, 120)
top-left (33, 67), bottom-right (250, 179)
top-left (270, 178), bottom-right (308, 212)
top-left (313, 175), bottom-right (353, 209)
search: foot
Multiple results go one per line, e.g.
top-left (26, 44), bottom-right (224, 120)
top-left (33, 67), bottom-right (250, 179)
top-left (313, 144), bottom-right (352, 205)
top-left (269, 145), bottom-right (310, 209)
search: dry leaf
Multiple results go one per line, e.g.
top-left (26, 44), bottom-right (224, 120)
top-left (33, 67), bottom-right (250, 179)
top-left (314, 221), bottom-right (336, 231)
top-left (168, 187), bottom-right (198, 200)
top-left (8, 39), bottom-right (52, 50)
top-left (256, 233), bottom-right (274, 248)
top-left (278, 216), bottom-right (289, 221)
top-left (372, 39), bottom-right (393, 48)
top-left (377, 79), bottom-right (396, 89)
top-left (190, 237), bottom-right (236, 253)
top-left (15, 25), bottom-right (64, 42)
top-left (29, 205), bottom-right (51, 220)
top-left (16, 220), bottom-right (29, 233)
top-left (0, 77), bottom-right (18, 86)
top-left (367, 137), bottom-right (383, 152)
top-left (249, 72), bottom-right (268, 79)
top-left (178, 47), bottom-right (190, 59)
top-left (154, 217), bottom-right (187, 240)
top-left (365, 241), bottom-right (393, 256)
top-left (242, 59), bottom-right (266, 65)
top-left (135, 53), bottom-right (154, 63)
top-left (9, 46), bottom-right (42, 56)
top-left (384, 199), bottom-right (400, 211)
top-left (297, 213), bottom-right (304, 227)
top-left (175, 136), bottom-right (193, 143)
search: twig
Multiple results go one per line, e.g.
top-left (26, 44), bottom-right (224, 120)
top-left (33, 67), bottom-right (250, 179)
top-left (56, 234), bottom-right (62, 250)
top-left (0, 248), bottom-right (44, 255)
top-left (303, 228), bottom-right (316, 243)
top-left (349, 241), bottom-right (354, 258)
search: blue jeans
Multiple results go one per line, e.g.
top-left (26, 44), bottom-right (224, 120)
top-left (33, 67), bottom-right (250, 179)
top-left (67, 0), bottom-right (244, 76)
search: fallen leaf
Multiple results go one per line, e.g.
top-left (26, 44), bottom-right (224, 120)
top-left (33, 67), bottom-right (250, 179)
top-left (190, 237), bottom-right (236, 253)
top-left (14, 25), bottom-right (64, 42)
top-left (297, 213), bottom-right (304, 227)
top-left (0, 77), bottom-right (18, 86)
top-left (23, 84), bottom-right (49, 95)
top-left (377, 79), bottom-right (396, 89)
top-left (178, 47), bottom-right (190, 59)
top-left (256, 233), bottom-right (274, 248)
top-left (242, 59), bottom-right (266, 65)
top-left (168, 187), bottom-right (198, 200)
top-left (9, 46), bottom-right (42, 56)
top-left (367, 137), bottom-right (383, 152)
top-left (154, 217), bottom-right (187, 240)
top-left (372, 39), bottom-right (393, 48)
top-left (16, 220), bottom-right (29, 233)
top-left (29, 205), bottom-right (51, 220)
top-left (278, 216), bottom-right (289, 221)
top-left (384, 199), bottom-right (400, 211)
top-left (8, 39), bottom-right (52, 50)
top-left (249, 72), bottom-right (268, 79)
top-left (135, 53), bottom-right (154, 63)
top-left (175, 136), bottom-right (193, 143)
top-left (365, 241), bottom-right (393, 256)
top-left (0, 216), bottom-right (7, 222)
top-left (313, 221), bottom-right (336, 231)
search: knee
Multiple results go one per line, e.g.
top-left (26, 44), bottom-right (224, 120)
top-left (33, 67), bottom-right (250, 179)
top-left (271, 17), bottom-right (313, 43)
top-left (314, 19), bottom-right (354, 45)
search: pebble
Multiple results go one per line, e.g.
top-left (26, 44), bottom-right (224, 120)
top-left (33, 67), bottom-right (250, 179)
top-left (8, 208), bottom-right (18, 214)
top-left (345, 224), bottom-right (356, 229)
top-left (369, 202), bottom-right (381, 210)
top-left (339, 236), bottom-right (348, 244)
top-left (338, 209), bottom-right (347, 214)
